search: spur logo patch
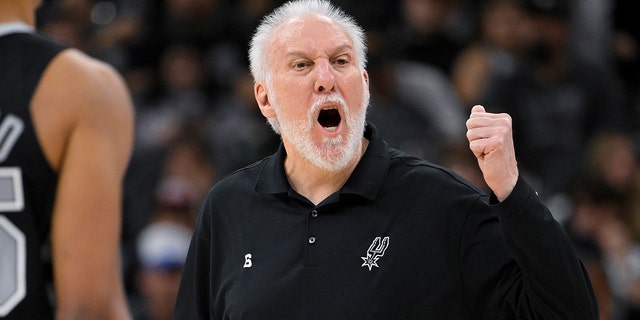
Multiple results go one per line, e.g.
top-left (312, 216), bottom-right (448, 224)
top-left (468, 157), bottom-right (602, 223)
top-left (361, 236), bottom-right (389, 271)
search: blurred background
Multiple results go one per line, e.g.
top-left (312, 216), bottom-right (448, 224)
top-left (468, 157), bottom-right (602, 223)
top-left (33, 0), bottom-right (640, 319)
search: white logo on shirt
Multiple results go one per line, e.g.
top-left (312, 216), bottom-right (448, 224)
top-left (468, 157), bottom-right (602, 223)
top-left (243, 253), bottom-right (252, 268)
top-left (361, 236), bottom-right (389, 271)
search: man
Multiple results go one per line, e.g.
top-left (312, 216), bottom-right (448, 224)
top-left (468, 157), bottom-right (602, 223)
top-left (0, 1), bottom-right (134, 319)
top-left (133, 220), bottom-right (192, 320)
top-left (173, 0), bottom-right (597, 319)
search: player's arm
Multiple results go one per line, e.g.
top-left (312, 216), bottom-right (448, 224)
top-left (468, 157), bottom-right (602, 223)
top-left (36, 49), bottom-right (134, 320)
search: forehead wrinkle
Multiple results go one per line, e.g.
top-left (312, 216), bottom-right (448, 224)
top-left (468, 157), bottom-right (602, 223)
top-left (267, 14), bottom-right (358, 76)
top-left (277, 15), bottom-right (351, 46)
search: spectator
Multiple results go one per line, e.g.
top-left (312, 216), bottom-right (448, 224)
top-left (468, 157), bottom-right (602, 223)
top-left (565, 176), bottom-right (640, 320)
top-left (380, 0), bottom-right (468, 77)
top-left (585, 133), bottom-right (640, 242)
top-left (482, 0), bottom-right (627, 197)
top-left (452, 0), bottom-right (536, 106)
top-left (132, 221), bottom-right (193, 320)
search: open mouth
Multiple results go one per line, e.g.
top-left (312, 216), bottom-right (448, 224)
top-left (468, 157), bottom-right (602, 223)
top-left (317, 108), bottom-right (341, 131)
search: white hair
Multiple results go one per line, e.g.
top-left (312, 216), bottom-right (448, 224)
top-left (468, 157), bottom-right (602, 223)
top-left (248, 0), bottom-right (368, 84)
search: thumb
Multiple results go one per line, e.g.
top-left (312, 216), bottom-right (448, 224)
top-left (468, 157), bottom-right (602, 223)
top-left (470, 105), bottom-right (486, 114)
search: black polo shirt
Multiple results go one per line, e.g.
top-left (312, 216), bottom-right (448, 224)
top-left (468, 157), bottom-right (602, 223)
top-left (174, 123), bottom-right (597, 319)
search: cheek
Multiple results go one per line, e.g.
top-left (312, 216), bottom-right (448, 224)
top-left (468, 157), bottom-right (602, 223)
top-left (272, 81), bottom-right (312, 116)
top-left (343, 76), bottom-right (367, 108)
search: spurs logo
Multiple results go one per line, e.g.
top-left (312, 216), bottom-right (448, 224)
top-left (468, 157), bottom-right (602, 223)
top-left (361, 236), bottom-right (389, 271)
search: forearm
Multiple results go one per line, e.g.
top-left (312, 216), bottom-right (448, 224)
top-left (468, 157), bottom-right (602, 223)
top-left (493, 176), bottom-right (598, 319)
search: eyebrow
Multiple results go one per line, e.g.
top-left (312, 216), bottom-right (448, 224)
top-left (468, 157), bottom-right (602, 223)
top-left (285, 44), bottom-right (354, 60)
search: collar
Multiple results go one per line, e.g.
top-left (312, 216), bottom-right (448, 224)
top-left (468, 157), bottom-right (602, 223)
top-left (254, 122), bottom-right (390, 201)
top-left (0, 22), bottom-right (34, 38)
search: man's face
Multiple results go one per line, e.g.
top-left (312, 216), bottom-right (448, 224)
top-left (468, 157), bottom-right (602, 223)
top-left (255, 14), bottom-right (370, 171)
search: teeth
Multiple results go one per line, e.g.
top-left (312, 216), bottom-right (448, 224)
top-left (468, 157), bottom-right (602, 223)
top-left (325, 126), bottom-right (338, 132)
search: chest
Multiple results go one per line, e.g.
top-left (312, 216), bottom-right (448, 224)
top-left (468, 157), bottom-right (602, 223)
top-left (209, 193), bottom-right (469, 318)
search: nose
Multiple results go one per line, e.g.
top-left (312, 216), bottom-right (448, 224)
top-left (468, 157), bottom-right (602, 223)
top-left (314, 60), bottom-right (335, 93)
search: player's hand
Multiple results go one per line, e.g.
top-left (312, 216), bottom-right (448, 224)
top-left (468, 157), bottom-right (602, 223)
top-left (466, 105), bottom-right (518, 201)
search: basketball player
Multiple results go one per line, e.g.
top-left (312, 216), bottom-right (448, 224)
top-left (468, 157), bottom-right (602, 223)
top-left (0, 0), bottom-right (134, 319)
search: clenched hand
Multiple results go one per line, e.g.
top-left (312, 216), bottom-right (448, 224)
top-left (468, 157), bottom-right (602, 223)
top-left (466, 105), bottom-right (519, 201)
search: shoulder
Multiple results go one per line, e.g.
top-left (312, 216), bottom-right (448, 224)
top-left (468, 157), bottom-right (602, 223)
top-left (195, 157), bottom-right (274, 231)
top-left (32, 48), bottom-right (134, 169)
top-left (206, 157), bottom-right (271, 199)
top-left (387, 147), bottom-right (485, 197)
top-left (38, 48), bottom-right (134, 127)
top-left (52, 49), bottom-right (130, 102)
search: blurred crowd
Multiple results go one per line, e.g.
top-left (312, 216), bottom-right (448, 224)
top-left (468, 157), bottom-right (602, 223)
top-left (33, 0), bottom-right (640, 319)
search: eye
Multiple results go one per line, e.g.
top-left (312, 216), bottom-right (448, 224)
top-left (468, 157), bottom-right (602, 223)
top-left (293, 61), bottom-right (312, 70)
top-left (333, 55), bottom-right (351, 66)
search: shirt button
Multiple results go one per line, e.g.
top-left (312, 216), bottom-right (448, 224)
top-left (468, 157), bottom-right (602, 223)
top-left (311, 210), bottom-right (318, 218)
top-left (308, 236), bottom-right (316, 244)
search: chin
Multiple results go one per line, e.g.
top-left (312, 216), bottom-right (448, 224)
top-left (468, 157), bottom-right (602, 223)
top-left (307, 138), bottom-right (359, 172)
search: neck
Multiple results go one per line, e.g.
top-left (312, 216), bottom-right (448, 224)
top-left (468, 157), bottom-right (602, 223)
top-left (284, 138), bottom-right (369, 205)
top-left (0, 1), bottom-right (36, 26)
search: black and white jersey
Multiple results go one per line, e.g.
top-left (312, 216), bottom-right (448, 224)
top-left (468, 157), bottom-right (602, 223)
top-left (0, 24), bottom-right (66, 320)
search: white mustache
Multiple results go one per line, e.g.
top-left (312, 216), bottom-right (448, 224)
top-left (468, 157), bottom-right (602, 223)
top-left (309, 94), bottom-right (348, 115)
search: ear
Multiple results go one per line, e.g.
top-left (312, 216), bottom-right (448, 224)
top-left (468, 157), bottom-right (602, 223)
top-left (363, 70), bottom-right (369, 86)
top-left (255, 81), bottom-right (276, 119)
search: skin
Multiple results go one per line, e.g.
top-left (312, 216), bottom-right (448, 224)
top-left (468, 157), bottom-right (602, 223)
top-left (254, 14), bottom-right (519, 204)
top-left (137, 270), bottom-right (182, 320)
top-left (254, 14), bottom-right (370, 205)
top-left (466, 105), bottom-right (519, 201)
top-left (1, 1), bottom-right (134, 319)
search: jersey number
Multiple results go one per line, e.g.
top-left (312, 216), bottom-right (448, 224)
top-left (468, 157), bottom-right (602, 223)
top-left (0, 114), bottom-right (26, 316)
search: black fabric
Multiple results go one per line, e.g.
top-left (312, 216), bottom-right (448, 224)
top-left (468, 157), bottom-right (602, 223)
top-left (174, 122), bottom-right (597, 319)
top-left (0, 31), bottom-right (66, 320)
